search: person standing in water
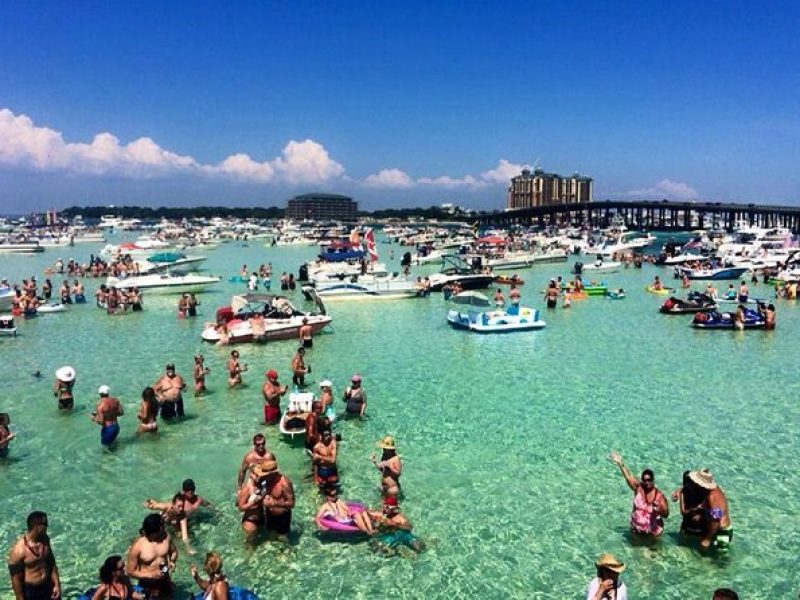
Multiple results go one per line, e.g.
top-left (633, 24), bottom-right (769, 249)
top-left (92, 385), bottom-right (124, 448)
top-left (373, 436), bottom-right (402, 498)
top-left (298, 318), bottom-right (313, 349)
top-left (125, 513), bottom-right (178, 598)
top-left (291, 347), bottom-right (310, 387)
top-left (343, 374), bottom-right (367, 417)
top-left (53, 366), bottom-right (75, 411)
top-left (154, 363), bottom-right (186, 420)
top-left (7, 511), bottom-right (61, 600)
top-left (0, 413), bottom-right (16, 458)
top-left (608, 451), bottom-right (669, 537)
top-left (137, 387), bottom-right (159, 435)
top-left (262, 370), bottom-right (287, 425)
top-left (193, 355), bottom-right (209, 396)
top-left (227, 350), bottom-right (247, 388)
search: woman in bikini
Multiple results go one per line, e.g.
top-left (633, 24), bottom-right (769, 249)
top-left (136, 387), bottom-right (159, 434)
top-left (90, 555), bottom-right (143, 600)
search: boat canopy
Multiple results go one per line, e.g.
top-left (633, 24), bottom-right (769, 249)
top-left (148, 251), bottom-right (186, 263)
top-left (451, 291), bottom-right (491, 307)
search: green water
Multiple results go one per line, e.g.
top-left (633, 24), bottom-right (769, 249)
top-left (0, 237), bottom-right (797, 599)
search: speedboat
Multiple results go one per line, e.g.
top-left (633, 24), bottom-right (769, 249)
top-left (201, 292), bottom-right (332, 344)
top-left (105, 273), bottom-right (221, 294)
top-left (427, 255), bottom-right (495, 291)
top-left (446, 291), bottom-right (546, 333)
top-left (674, 266), bottom-right (749, 280)
top-left (0, 240), bottom-right (44, 253)
top-left (0, 288), bottom-right (15, 312)
top-left (575, 260), bottom-right (622, 274)
top-left (659, 292), bottom-right (717, 314)
top-left (303, 274), bottom-right (422, 300)
top-left (0, 314), bottom-right (17, 336)
top-left (279, 391), bottom-right (315, 439)
top-left (136, 252), bottom-right (207, 274)
top-left (692, 308), bottom-right (766, 329)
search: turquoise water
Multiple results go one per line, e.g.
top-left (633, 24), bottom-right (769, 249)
top-left (0, 236), bottom-right (798, 599)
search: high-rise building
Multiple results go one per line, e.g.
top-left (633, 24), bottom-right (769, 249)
top-left (507, 168), bottom-right (592, 210)
top-left (286, 193), bottom-right (358, 220)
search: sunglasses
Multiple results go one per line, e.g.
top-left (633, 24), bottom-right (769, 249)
top-left (642, 478), bottom-right (654, 484)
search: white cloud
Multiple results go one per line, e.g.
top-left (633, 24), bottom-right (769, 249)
top-left (418, 174), bottom-right (482, 188)
top-left (363, 168), bottom-right (415, 189)
top-left (480, 159), bottom-right (530, 184)
top-left (627, 179), bottom-right (699, 200)
top-left (0, 108), bottom-right (345, 185)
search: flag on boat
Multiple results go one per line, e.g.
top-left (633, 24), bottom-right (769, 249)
top-left (681, 236), bottom-right (703, 251)
top-left (365, 228), bottom-right (378, 262)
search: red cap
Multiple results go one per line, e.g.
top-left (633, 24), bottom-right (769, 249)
top-left (266, 369), bottom-right (278, 380)
top-left (383, 496), bottom-right (398, 507)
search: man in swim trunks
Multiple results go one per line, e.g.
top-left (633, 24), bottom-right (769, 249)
top-left (291, 347), bottom-right (310, 387)
top-left (126, 514), bottom-right (178, 598)
top-left (367, 496), bottom-right (423, 554)
top-left (372, 436), bottom-right (402, 498)
top-left (260, 459), bottom-right (295, 543)
top-left (312, 429), bottom-right (339, 487)
top-left (227, 350), bottom-right (246, 388)
top-left (305, 402), bottom-right (323, 457)
top-left (237, 460), bottom-right (273, 542)
top-left (262, 370), bottom-right (287, 425)
top-left (92, 385), bottom-right (123, 447)
top-left (690, 469), bottom-right (733, 550)
top-left (7, 511), bottom-right (61, 600)
top-left (237, 434), bottom-right (273, 488)
top-left (508, 284), bottom-right (521, 314)
top-left (299, 318), bottom-right (313, 349)
top-left (738, 280), bottom-right (749, 303)
top-left (154, 364), bottom-right (186, 420)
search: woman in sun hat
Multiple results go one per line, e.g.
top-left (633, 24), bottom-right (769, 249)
top-left (372, 436), bottom-right (402, 498)
top-left (343, 374), bottom-right (367, 418)
top-left (688, 469), bottom-right (732, 550)
top-left (53, 366), bottom-right (76, 410)
top-left (586, 553), bottom-right (628, 600)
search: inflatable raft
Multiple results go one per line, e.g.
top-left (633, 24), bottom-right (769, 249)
top-left (316, 501), bottom-right (367, 534)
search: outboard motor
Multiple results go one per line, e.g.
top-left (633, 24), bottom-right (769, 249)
top-left (573, 261), bottom-right (583, 275)
top-left (298, 264), bottom-right (309, 282)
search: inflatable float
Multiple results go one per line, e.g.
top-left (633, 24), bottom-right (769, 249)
top-left (494, 275), bottom-right (524, 285)
top-left (645, 285), bottom-right (672, 295)
top-left (316, 501), bottom-right (367, 533)
top-left (37, 303), bottom-right (66, 314)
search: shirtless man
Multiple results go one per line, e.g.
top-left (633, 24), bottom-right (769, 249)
top-left (305, 402), bottom-right (323, 457)
top-left (192, 355), bottom-right (208, 396)
top-left (7, 511), bottom-right (61, 600)
top-left (738, 280), bottom-right (749, 303)
top-left (373, 436), bottom-right (402, 498)
top-left (126, 514), bottom-right (178, 598)
top-left (367, 496), bottom-right (423, 554)
top-left (298, 318), bottom-right (313, 349)
top-left (179, 479), bottom-right (212, 517)
top-left (691, 469), bottom-right (733, 550)
top-left (227, 350), bottom-right (247, 388)
top-left (262, 370), bottom-right (287, 425)
top-left (153, 364), bottom-right (186, 420)
top-left (250, 313), bottom-right (266, 342)
top-left (260, 459), bottom-right (295, 543)
top-left (237, 434), bottom-right (273, 488)
top-left (91, 385), bottom-right (123, 447)
top-left (291, 347), bottom-right (310, 387)
top-left (312, 429), bottom-right (339, 487)
top-left (508, 285), bottom-right (521, 311)
top-left (493, 288), bottom-right (505, 308)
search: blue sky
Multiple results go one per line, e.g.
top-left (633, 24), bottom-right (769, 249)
top-left (1, 1), bottom-right (799, 211)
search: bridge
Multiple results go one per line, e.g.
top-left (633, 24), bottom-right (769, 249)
top-left (476, 200), bottom-right (800, 232)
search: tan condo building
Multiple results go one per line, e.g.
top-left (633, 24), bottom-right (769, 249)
top-left (507, 168), bottom-right (593, 210)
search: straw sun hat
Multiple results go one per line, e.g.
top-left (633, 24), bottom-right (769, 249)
top-left (377, 435), bottom-right (396, 450)
top-left (689, 469), bottom-right (718, 490)
top-left (252, 460), bottom-right (278, 477)
top-left (595, 553), bottom-right (626, 574)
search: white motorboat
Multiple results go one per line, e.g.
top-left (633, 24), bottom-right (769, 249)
top-left (306, 260), bottom-right (389, 284)
top-left (303, 274), bottom-right (422, 300)
top-left (135, 253), bottom-right (207, 274)
top-left (427, 255), bottom-right (496, 292)
top-left (105, 273), bottom-right (221, 294)
top-left (200, 292), bottom-right (332, 344)
top-left (0, 240), bottom-right (44, 254)
top-left (577, 259), bottom-right (622, 274)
